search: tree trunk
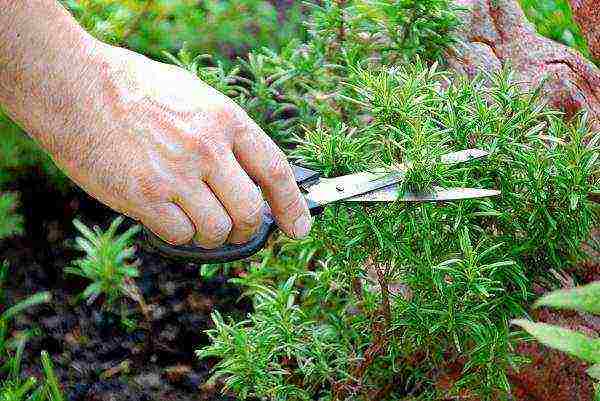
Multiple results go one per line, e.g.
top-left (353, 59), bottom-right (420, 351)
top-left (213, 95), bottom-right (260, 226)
top-left (569, 0), bottom-right (600, 61)
top-left (446, 0), bottom-right (600, 132)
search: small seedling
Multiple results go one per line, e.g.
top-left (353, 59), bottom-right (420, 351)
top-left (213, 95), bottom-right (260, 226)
top-left (65, 217), bottom-right (149, 324)
top-left (1, 261), bottom-right (61, 401)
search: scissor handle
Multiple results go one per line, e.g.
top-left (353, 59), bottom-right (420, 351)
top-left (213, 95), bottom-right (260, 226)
top-left (143, 164), bottom-right (321, 264)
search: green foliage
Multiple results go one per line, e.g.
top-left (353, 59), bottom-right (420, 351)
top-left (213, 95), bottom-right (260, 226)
top-left (0, 193), bottom-right (23, 241)
top-left (355, 0), bottom-right (462, 63)
top-left (0, 0), bottom-right (596, 399)
top-left (0, 112), bottom-right (67, 191)
top-left (519, 0), bottom-right (596, 63)
top-left (512, 320), bottom-right (600, 364)
top-left (199, 277), bottom-right (347, 401)
top-left (39, 352), bottom-right (64, 401)
top-left (61, 0), bottom-right (304, 64)
top-left (65, 217), bottom-right (142, 312)
top-left (0, 262), bottom-right (62, 401)
top-left (162, 47), bottom-right (247, 98)
top-left (512, 281), bottom-right (600, 399)
top-left (191, 1), bottom-right (598, 399)
top-left (0, 263), bottom-right (52, 325)
top-left (0, 352), bottom-right (65, 401)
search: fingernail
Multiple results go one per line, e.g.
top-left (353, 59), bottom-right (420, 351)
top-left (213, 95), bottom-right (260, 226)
top-left (293, 213), bottom-right (312, 239)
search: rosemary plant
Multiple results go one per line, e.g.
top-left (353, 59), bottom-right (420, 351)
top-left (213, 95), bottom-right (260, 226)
top-left (185, 1), bottom-right (600, 399)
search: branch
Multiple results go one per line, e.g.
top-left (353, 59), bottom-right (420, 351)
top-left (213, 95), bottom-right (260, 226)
top-left (333, 261), bottom-right (393, 400)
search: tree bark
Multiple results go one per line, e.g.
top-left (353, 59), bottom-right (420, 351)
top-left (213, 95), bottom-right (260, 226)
top-left (568, 0), bottom-right (600, 61)
top-left (446, 0), bottom-right (600, 132)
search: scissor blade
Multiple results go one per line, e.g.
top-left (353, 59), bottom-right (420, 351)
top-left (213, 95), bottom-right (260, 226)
top-left (440, 149), bottom-right (489, 164)
top-left (345, 186), bottom-right (501, 202)
top-left (304, 170), bottom-right (406, 206)
top-left (302, 149), bottom-right (490, 207)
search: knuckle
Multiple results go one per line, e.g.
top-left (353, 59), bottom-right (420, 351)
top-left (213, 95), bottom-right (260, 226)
top-left (266, 152), bottom-right (293, 183)
top-left (196, 139), bottom-right (230, 174)
top-left (130, 168), bottom-right (172, 204)
top-left (201, 213), bottom-right (233, 247)
top-left (196, 135), bottom-right (221, 157)
top-left (279, 192), bottom-right (306, 219)
top-left (211, 96), bottom-right (239, 123)
top-left (235, 199), bottom-right (264, 230)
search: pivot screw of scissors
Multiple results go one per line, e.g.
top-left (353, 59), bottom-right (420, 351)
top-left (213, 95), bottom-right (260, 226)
top-left (336, 184), bottom-right (344, 192)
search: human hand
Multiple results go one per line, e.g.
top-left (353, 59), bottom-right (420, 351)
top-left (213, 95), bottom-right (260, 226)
top-left (41, 42), bottom-right (312, 248)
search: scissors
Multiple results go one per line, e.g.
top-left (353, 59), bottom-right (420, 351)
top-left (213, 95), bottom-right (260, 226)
top-left (144, 149), bottom-right (500, 264)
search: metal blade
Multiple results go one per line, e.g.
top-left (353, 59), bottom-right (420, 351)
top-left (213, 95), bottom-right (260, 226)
top-left (303, 170), bottom-right (406, 206)
top-left (440, 149), bottom-right (489, 164)
top-left (303, 149), bottom-right (490, 207)
top-left (345, 185), bottom-right (501, 202)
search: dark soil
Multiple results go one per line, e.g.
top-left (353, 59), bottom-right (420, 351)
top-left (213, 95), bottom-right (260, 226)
top-left (1, 168), bottom-right (250, 401)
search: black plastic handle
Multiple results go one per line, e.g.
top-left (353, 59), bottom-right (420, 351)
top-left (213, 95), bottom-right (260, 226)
top-left (143, 164), bottom-right (321, 264)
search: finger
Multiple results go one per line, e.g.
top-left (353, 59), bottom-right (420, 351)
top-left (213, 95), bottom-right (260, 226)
top-left (141, 202), bottom-right (195, 245)
top-left (231, 114), bottom-right (311, 239)
top-left (175, 182), bottom-right (233, 248)
top-left (203, 152), bottom-right (264, 244)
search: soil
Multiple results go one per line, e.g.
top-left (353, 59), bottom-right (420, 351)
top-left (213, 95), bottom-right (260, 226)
top-left (1, 168), bottom-right (250, 401)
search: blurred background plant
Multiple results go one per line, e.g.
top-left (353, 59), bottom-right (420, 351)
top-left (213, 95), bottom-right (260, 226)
top-left (59, 0), bottom-right (304, 64)
top-left (0, 193), bottom-right (23, 241)
top-left (513, 282), bottom-right (600, 400)
top-left (519, 0), bottom-right (597, 64)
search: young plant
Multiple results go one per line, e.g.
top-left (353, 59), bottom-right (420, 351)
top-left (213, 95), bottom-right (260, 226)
top-left (0, 262), bottom-right (61, 401)
top-left (512, 282), bottom-right (600, 400)
top-left (65, 217), bottom-right (148, 325)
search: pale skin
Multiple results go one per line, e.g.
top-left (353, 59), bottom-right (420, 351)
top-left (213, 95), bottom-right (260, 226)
top-left (0, 1), bottom-right (312, 248)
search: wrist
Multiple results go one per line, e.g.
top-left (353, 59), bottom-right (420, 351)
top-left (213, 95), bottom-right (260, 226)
top-left (0, 1), bottom-right (106, 151)
top-left (26, 34), bottom-right (107, 155)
